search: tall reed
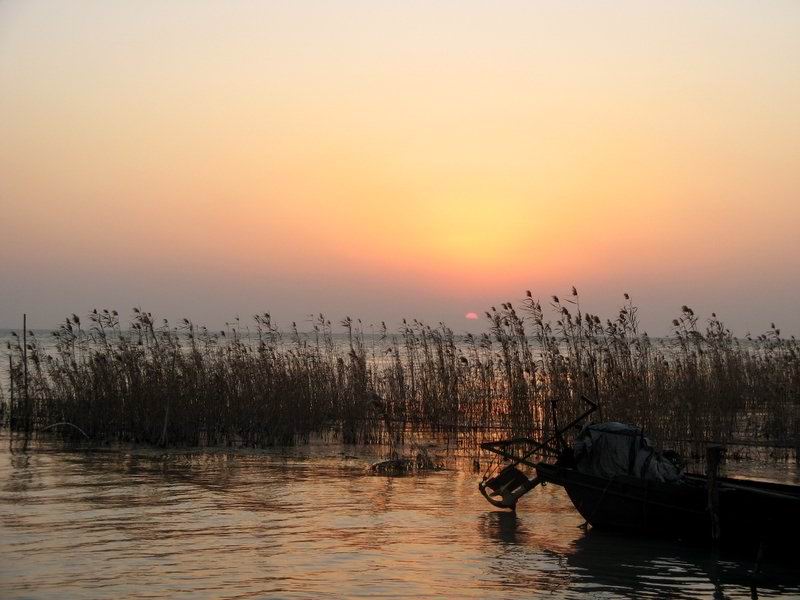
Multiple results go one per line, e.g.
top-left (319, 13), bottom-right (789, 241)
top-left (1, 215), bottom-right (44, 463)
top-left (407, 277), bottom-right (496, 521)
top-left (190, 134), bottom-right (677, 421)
top-left (3, 293), bottom-right (799, 456)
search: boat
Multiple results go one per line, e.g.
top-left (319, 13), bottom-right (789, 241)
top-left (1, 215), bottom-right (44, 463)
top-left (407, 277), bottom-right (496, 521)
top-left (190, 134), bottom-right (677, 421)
top-left (478, 397), bottom-right (800, 555)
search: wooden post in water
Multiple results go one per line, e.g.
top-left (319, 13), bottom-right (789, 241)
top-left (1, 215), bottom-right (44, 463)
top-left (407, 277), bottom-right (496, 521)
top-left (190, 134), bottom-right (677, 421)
top-left (794, 424), bottom-right (799, 466)
top-left (706, 444), bottom-right (725, 545)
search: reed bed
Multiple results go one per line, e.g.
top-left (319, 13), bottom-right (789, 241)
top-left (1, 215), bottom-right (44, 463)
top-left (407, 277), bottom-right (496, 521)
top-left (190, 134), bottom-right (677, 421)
top-left (3, 292), bottom-right (799, 457)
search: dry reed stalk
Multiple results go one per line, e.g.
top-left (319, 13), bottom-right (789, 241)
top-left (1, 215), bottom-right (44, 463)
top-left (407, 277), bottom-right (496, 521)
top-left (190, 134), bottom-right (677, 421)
top-left (2, 293), bottom-right (797, 456)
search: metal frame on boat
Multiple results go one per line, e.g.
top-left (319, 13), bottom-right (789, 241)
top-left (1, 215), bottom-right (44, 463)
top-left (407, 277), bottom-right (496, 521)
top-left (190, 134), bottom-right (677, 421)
top-left (478, 397), bottom-right (800, 553)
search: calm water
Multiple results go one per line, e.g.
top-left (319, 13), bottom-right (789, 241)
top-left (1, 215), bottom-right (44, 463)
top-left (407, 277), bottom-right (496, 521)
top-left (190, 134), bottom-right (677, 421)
top-left (1, 434), bottom-right (798, 600)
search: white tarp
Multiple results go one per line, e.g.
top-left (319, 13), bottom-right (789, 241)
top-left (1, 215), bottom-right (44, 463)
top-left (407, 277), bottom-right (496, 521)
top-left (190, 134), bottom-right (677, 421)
top-left (573, 422), bottom-right (683, 483)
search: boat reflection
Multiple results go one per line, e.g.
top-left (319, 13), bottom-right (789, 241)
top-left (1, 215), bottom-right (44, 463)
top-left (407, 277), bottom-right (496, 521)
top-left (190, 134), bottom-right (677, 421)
top-left (565, 529), bottom-right (798, 599)
top-left (478, 509), bottom-right (799, 599)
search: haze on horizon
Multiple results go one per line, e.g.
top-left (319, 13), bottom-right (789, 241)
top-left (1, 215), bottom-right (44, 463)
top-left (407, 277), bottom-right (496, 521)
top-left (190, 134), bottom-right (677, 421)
top-left (1, 1), bottom-right (799, 336)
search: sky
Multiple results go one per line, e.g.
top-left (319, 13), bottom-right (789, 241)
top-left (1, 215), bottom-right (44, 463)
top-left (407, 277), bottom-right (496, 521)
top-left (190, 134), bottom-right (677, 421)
top-left (1, 1), bottom-right (799, 335)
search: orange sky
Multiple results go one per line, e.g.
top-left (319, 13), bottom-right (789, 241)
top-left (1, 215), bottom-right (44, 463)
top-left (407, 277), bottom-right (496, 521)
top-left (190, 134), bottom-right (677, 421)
top-left (1, 1), bottom-right (799, 333)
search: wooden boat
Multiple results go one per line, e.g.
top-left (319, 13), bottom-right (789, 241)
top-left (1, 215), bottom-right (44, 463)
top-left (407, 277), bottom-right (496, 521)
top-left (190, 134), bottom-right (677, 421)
top-left (535, 462), bottom-right (800, 551)
top-left (479, 397), bottom-right (800, 554)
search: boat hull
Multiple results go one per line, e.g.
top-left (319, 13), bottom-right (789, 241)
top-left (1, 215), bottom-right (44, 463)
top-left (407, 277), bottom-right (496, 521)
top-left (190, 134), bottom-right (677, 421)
top-left (535, 463), bottom-right (800, 555)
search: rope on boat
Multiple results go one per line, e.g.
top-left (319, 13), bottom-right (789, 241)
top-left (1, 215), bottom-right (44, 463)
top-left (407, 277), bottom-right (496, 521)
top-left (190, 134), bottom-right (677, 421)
top-left (583, 475), bottom-right (616, 529)
top-left (481, 448), bottom-right (503, 481)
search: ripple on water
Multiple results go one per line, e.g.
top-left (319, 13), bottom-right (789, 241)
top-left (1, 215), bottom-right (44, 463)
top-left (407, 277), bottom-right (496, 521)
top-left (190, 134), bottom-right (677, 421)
top-left (1, 436), bottom-right (798, 599)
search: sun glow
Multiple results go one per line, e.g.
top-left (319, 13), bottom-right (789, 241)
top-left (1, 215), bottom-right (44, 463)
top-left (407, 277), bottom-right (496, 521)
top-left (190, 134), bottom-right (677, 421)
top-left (1, 1), bottom-right (799, 331)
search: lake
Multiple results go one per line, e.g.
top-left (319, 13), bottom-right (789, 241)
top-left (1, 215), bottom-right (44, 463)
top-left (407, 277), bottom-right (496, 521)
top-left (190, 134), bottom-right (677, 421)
top-left (2, 434), bottom-right (799, 599)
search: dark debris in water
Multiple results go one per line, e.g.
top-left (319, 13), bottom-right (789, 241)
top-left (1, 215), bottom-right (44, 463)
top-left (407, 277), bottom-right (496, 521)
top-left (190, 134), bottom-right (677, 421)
top-left (370, 449), bottom-right (444, 475)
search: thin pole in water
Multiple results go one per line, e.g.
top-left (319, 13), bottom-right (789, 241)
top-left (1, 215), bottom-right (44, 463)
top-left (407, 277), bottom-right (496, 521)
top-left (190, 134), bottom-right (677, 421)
top-left (7, 354), bottom-right (12, 450)
top-left (22, 314), bottom-right (28, 403)
top-left (8, 354), bottom-right (13, 431)
top-left (23, 314), bottom-right (30, 443)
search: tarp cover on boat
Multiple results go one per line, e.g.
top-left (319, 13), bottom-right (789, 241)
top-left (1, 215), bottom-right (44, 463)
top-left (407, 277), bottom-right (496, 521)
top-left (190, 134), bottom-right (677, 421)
top-left (574, 422), bottom-right (683, 483)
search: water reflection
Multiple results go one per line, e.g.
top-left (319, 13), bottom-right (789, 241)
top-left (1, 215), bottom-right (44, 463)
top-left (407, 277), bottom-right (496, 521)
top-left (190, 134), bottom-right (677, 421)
top-left (482, 510), bottom-right (525, 545)
top-left (0, 436), bottom-right (798, 599)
